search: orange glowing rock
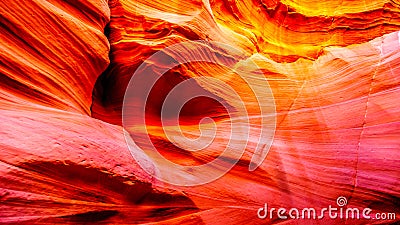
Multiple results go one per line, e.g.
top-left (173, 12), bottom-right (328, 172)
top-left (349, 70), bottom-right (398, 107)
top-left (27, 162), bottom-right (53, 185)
top-left (1, 0), bottom-right (400, 224)
top-left (0, 0), bottom-right (110, 114)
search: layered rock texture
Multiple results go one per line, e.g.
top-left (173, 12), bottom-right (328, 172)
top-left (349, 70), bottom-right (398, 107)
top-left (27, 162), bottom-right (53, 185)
top-left (1, 0), bottom-right (400, 224)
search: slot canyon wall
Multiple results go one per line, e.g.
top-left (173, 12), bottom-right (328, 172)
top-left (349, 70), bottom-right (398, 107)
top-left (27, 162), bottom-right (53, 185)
top-left (1, 0), bottom-right (400, 224)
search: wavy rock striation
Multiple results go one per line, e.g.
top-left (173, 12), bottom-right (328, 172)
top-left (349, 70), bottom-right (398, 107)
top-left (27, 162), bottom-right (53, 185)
top-left (1, 0), bottom-right (400, 224)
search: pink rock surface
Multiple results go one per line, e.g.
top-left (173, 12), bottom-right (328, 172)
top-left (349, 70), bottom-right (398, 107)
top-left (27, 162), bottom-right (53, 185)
top-left (1, 0), bottom-right (399, 224)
